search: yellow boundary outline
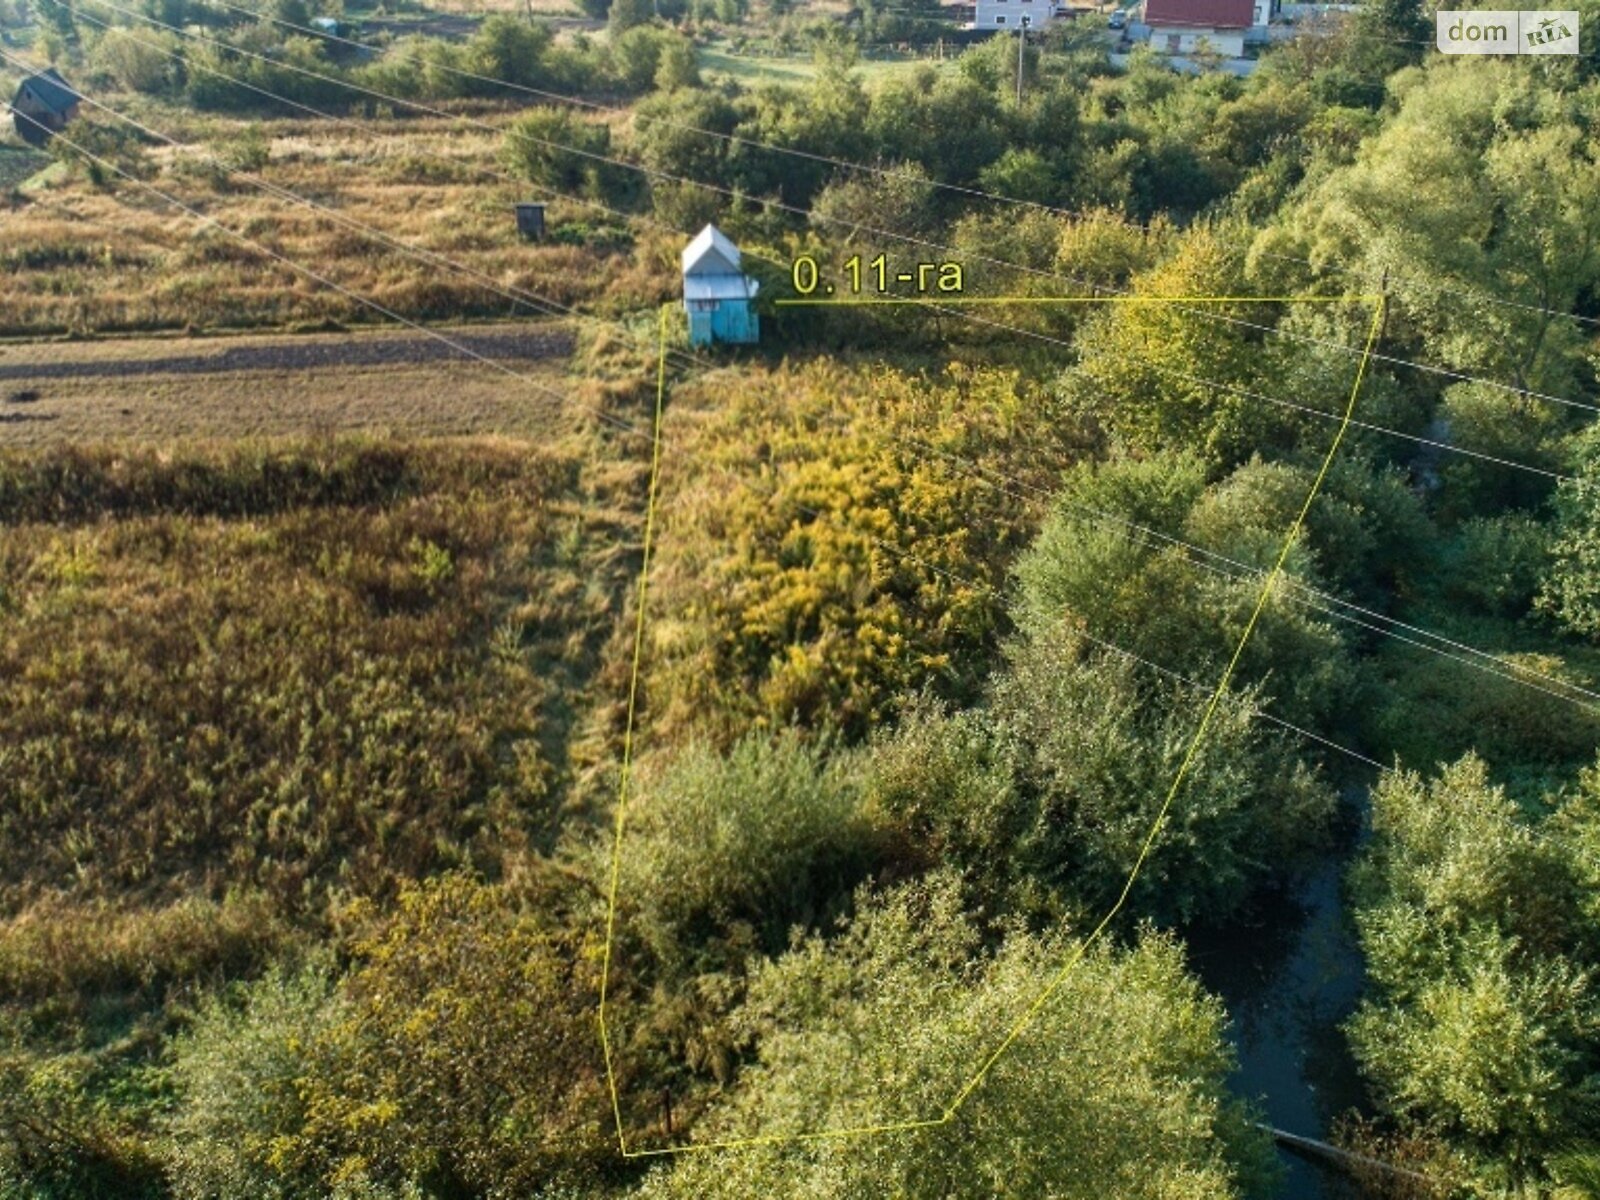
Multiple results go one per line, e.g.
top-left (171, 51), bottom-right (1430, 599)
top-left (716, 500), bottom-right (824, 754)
top-left (599, 293), bottom-right (1386, 1159)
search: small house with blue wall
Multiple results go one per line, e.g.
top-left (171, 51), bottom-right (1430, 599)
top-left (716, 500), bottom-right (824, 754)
top-left (682, 224), bottom-right (759, 347)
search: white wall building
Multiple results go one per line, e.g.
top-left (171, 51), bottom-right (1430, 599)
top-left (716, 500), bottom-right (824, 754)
top-left (1141, 0), bottom-right (1257, 55)
top-left (972, 0), bottom-right (1063, 31)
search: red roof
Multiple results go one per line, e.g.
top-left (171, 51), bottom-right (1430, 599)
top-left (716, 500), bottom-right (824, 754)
top-left (1144, 0), bottom-right (1253, 28)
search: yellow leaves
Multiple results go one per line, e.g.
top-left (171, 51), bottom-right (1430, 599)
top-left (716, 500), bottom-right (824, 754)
top-left (650, 361), bottom-right (1065, 741)
top-left (281, 875), bottom-right (603, 1188)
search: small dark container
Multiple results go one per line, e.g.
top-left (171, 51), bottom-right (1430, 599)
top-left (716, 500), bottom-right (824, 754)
top-left (513, 202), bottom-right (546, 241)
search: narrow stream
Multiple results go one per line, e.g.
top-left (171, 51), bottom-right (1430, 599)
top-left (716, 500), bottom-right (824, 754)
top-left (1189, 790), bottom-right (1372, 1198)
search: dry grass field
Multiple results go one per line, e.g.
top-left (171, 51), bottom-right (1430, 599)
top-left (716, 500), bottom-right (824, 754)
top-left (0, 103), bottom-right (675, 337)
top-left (360, 0), bottom-right (585, 19)
top-left (0, 323), bottom-right (588, 445)
top-left (361, 0), bottom-right (588, 21)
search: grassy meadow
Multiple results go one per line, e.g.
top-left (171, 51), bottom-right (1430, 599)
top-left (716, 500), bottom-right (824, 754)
top-left (0, 104), bottom-right (673, 338)
top-left (0, 433), bottom-right (647, 912)
top-left (0, 428), bottom-right (653, 1191)
top-left (0, 143), bottom-right (48, 188)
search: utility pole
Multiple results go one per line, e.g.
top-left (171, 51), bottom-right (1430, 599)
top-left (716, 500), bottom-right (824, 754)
top-left (1016, 14), bottom-right (1030, 104)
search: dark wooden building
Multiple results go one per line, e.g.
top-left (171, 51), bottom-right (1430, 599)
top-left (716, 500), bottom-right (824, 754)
top-left (10, 68), bottom-right (80, 147)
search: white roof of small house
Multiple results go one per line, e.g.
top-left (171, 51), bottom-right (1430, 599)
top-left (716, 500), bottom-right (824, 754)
top-left (682, 224), bottom-right (743, 277)
top-left (684, 274), bottom-right (760, 302)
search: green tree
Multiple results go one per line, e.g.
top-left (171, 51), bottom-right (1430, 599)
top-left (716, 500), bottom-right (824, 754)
top-left (1061, 226), bottom-right (1280, 465)
top-left (631, 85), bottom-right (739, 208)
top-left (29, 0), bottom-right (76, 40)
top-left (1540, 428), bottom-right (1600, 641)
top-left (1349, 0), bottom-right (1429, 77)
top-left (166, 964), bottom-right (337, 1199)
top-left (88, 26), bottom-right (180, 94)
top-left (865, 70), bottom-right (1010, 185)
top-left (463, 14), bottom-right (554, 91)
top-left (635, 877), bottom-right (1278, 1197)
top-left (610, 24), bottom-right (673, 92)
top-left (956, 26), bottom-right (1037, 98)
top-left (1014, 453), bottom-right (1361, 730)
top-left (730, 60), bottom-right (871, 206)
top-left (608, 0), bottom-right (653, 35)
top-left (1435, 380), bottom-right (1566, 517)
top-left (501, 105), bottom-right (630, 204)
top-left (1277, 64), bottom-right (1600, 414)
top-left (871, 630), bottom-right (1334, 927)
top-left (653, 32), bottom-right (699, 91)
top-left (1443, 513), bottom-right (1551, 618)
top-left (976, 147), bottom-right (1059, 206)
top-left (1365, 643), bottom-right (1600, 793)
top-left (1348, 758), bottom-right (1600, 1188)
top-left (616, 732), bottom-right (886, 969)
top-left (1055, 208), bottom-right (1173, 289)
top-left (809, 161), bottom-right (936, 239)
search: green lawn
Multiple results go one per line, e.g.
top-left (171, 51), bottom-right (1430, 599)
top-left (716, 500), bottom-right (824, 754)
top-left (0, 144), bottom-right (51, 190)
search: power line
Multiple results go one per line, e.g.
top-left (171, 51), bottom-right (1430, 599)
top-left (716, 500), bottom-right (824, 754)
top-left (0, 69), bottom-right (651, 445)
top-left (40, 15), bottom-right (711, 379)
top-left (56, 9), bottom-right (1583, 494)
top-left (195, 0), bottom-right (1600, 374)
top-left (849, 299), bottom-right (1574, 483)
top-left (17, 61), bottom-right (1597, 1174)
top-left (31, 46), bottom-right (1600, 889)
top-left (33, 27), bottom-right (1597, 721)
top-left (686, 460), bottom-right (1600, 873)
top-left (36, 39), bottom-right (1597, 725)
top-left (56, 5), bottom-right (1582, 486)
top-left (893, 432), bottom-right (1600, 709)
top-left (12, 34), bottom-right (1580, 633)
top-left (42, 68), bottom-right (704, 383)
top-left (87, 0), bottom-right (1600, 419)
top-left (12, 71), bottom-right (1597, 881)
top-left (0, 106), bottom-right (1403, 763)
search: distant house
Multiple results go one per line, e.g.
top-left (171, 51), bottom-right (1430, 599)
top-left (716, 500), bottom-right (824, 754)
top-left (10, 68), bottom-right (80, 148)
top-left (682, 224), bottom-right (759, 348)
top-left (973, 0), bottom-right (1063, 30)
top-left (1142, 0), bottom-right (1259, 55)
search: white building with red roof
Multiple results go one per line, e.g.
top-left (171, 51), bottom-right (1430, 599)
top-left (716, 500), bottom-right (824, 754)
top-left (1141, 0), bottom-right (1270, 56)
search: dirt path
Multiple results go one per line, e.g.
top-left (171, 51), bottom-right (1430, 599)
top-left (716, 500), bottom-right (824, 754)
top-left (0, 323), bottom-right (581, 447)
top-left (0, 325), bottom-right (575, 383)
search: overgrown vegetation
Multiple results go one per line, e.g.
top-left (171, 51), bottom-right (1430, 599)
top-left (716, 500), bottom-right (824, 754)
top-left (3, 0), bottom-right (1600, 1195)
